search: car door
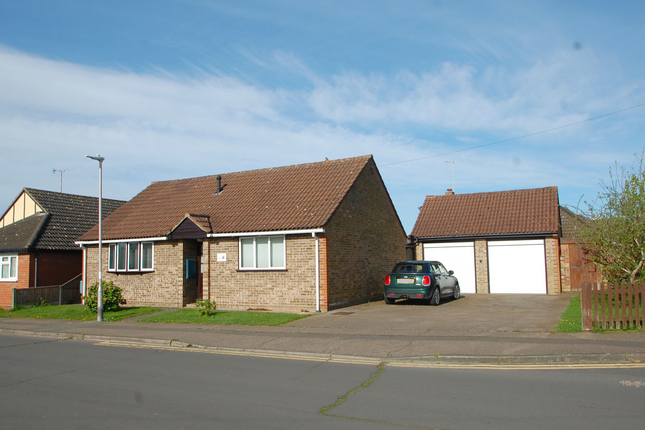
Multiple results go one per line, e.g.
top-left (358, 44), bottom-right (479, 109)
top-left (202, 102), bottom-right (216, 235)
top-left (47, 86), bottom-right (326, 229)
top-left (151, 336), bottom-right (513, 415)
top-left (437, 263), bottom-right (457, 294)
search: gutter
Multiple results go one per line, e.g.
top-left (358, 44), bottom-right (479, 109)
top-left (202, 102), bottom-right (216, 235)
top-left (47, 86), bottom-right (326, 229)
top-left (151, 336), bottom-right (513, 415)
top-left (208, 228), bottom-right (325, 238)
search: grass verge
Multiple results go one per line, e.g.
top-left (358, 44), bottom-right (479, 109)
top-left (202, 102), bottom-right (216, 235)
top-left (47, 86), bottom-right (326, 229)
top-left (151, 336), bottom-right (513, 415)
top-left (137, 309), bottom-right (308, 326)
top-left (0, 305), bottom-right (161, 322)
top-left (555, 295), bottom-right (582, 333)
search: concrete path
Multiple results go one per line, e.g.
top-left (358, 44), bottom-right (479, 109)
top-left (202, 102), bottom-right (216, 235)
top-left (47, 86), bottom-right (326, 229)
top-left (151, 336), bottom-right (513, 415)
top-left (2, 294), bottom-right (645, 366)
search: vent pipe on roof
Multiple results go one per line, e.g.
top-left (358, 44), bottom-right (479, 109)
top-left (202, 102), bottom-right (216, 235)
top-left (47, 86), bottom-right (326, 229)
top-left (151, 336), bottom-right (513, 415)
top-left (445, 189), bottom-right (455, 195)
top-left (216, 175), bottom-right (222, 195)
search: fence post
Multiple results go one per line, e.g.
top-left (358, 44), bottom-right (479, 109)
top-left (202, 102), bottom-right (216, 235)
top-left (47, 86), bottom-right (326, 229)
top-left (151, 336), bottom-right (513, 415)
top-left (581, 283), bottom-right (592, 331)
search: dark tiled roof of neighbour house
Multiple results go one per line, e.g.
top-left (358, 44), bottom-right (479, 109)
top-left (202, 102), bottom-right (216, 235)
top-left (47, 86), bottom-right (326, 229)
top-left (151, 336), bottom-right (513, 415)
top-left (411, 186), bottom-right (560, 239)
top-left (78, 155), bottom-right (377, 242)
top-left (0, 188), bottom-right (125, 252)
top-left (559, 205), bottom-right (591, 240)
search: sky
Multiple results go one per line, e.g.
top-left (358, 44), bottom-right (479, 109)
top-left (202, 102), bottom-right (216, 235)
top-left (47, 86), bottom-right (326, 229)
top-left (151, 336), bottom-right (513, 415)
top-left (1, 0), bottom-right (644, 233)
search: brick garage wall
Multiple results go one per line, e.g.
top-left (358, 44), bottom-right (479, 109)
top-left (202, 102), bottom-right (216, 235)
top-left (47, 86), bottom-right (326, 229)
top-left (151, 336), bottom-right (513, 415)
top-left (204, 235), bottom-right (318, 312)
top-left (324, 162), bottom-right (406, 310)
top-left (545, 236), bottom-right (562, 294)
top-left (474, 239), bottom-right (490, 294)
top-left (560, 242), bottom-right (572, 292)
top-left (85, 240), bottom-right (185, 307)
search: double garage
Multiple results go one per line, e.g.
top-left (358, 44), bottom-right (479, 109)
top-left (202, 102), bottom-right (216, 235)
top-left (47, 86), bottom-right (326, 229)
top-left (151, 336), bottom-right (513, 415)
top-left (423, 240), bottom-right (548, 295)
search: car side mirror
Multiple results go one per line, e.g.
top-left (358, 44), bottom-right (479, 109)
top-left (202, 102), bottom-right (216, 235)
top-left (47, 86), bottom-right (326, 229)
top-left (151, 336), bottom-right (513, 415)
top-left (448, 270), bottom-right (454, 276)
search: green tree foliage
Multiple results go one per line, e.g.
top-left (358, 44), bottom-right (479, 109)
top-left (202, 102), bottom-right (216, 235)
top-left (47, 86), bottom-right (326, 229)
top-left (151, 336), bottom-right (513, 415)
top-left (574, 153), bottom-right (645, 283)
top-left (83, 281), bottom-right (127, 313)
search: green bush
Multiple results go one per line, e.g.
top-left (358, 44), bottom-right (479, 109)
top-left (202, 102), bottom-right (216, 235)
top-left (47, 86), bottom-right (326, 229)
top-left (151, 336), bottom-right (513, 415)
top-left (195, 299), bottom-right (216, 316)
top-left (83, 281), bottom-right (127, 313)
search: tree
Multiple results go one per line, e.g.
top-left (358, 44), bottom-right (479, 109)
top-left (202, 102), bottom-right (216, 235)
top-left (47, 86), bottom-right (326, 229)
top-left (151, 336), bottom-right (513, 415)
top-left (573, 152), bottom-right (645, 284)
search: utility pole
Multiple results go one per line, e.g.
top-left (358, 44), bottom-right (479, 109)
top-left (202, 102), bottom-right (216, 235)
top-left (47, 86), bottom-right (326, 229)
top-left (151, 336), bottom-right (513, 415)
top-left (444, 160), bottom-right (464, 193)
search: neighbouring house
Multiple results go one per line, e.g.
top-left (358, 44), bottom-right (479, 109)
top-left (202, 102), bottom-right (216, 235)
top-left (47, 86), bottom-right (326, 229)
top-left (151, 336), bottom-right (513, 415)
top-left (558, 206), bottom-right (604, 290)
top-left (0, 188), bottom-right (124, 309)
top-left (76, 155), bottom-right (406, 312)
top-left (410, 186), bottom-right (564, 295)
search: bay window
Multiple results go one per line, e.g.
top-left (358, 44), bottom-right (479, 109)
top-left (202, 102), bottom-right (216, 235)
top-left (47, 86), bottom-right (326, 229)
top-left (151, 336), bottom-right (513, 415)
top-left (108, 242), bottom-right (154, 272)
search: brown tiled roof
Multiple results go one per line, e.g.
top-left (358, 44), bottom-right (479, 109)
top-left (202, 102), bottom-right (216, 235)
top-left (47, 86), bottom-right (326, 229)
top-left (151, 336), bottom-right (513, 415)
top-left (78, 155), bottom-right (374, 241)
top-left (411, 186), bottom-right (560, 238)
top-left (0, 189), bottom-right (125, 252)
top-left (560, 206), bottom-right (590, 240)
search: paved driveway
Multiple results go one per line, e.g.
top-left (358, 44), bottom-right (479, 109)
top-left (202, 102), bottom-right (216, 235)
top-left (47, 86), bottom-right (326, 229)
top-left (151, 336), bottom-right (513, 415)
top-left (287, 293), bottom-right (575, 333)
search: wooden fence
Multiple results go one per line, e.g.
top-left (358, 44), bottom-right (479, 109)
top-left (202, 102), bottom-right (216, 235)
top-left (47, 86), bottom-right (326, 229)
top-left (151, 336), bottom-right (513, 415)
top-left (581, 281), bottom-right (645, 331)
top-left (13, 275), bottom-right (82, 308)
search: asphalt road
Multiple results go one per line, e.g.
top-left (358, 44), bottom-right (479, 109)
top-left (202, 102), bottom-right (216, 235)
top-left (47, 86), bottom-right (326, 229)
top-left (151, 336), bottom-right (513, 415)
top-left (1, 334), bottom-right (644, 430)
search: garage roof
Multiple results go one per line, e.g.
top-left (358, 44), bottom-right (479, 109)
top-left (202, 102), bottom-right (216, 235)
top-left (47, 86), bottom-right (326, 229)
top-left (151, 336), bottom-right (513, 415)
top-left (411, 186), bottom-right (560, 239)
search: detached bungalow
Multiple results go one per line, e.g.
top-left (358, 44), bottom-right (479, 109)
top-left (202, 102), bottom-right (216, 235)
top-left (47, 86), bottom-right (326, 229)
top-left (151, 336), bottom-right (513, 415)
top-left (0, 188), bottom-right (124, 309)
top-left (76, 155), bottom-right (406, 312)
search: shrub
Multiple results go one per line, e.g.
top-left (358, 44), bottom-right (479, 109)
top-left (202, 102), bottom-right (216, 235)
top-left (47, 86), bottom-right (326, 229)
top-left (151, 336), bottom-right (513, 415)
top-left (83, 281), bottom-right (127, 313)
top-left (195, 299), bottom-right (216, 316)
top-left (32, 297), bottom-right (49, 308)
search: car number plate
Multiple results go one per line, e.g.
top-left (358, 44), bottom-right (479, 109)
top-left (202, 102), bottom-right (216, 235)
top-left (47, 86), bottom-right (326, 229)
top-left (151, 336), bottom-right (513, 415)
top-left (397, 278), bottom-right (415, 284)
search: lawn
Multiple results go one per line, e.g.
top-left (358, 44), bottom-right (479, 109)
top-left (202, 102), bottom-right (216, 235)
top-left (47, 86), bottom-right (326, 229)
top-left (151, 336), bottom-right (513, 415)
top-left (555, 295), bottom-right (583, 333)
top-left (137, 309), bottom-right (308, 326)
top-left (0, 305), bottom-right (162, 322)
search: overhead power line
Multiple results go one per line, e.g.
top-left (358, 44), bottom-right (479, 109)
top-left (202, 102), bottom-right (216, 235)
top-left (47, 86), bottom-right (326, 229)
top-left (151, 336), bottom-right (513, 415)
top-left (381, 102), bottom-right (645, 167)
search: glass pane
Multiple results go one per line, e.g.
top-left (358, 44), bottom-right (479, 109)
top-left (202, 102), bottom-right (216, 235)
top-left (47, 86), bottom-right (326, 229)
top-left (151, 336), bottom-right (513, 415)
top-left (1, 258), bottom-right (7, 279)
top-left (256, 237), bottom-right (269, 268)
top-left (108, 245), bottom-right (116, 270)
top-left (117, 243), bottom-right (127, 271)
top-left (240, 238), bottom-right (254, 268)
top-left (128, 243), bottom-right (139, 270)
top-left (141, 243), bottom-right (153, 269)
top-left (270, 237), bottom-right (284, 268)
top-left (10, 257), bottom-right (16, 278)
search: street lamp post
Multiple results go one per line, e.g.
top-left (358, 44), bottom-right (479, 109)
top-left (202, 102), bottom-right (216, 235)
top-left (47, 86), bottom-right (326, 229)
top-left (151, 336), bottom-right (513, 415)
top-left (87, 155), bottom-right (105, 322)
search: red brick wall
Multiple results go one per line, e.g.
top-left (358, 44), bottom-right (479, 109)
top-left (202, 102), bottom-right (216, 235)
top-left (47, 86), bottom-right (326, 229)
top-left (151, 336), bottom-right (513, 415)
top-left (1, 252), bottom-right (81, 309)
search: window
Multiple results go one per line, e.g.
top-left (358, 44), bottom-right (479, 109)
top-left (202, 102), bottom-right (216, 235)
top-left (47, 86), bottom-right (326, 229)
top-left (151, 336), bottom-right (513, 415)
top-left (239, 236), bottom-right (285, 270)
top-left (0, 255), bottom-right (17, 281)
top-left (108, 242), bottom-right (154, 272)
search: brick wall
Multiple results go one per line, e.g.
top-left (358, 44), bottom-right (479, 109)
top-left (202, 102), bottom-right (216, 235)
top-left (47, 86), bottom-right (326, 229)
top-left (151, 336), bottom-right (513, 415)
top-left (85, 240), bottom-right (186, 307)
top-left (204, 235), bottom-right (319, 312)
top-left (560, 242), bottom-right (572, 292)
top-left (323, 162), bottom-right (406, 310)
top-left (474, 239), bottom-right (490, 294)
top-left (545, 236), bottom-right (562, 294)
top-left (1, 251), bottom-right (81, 309)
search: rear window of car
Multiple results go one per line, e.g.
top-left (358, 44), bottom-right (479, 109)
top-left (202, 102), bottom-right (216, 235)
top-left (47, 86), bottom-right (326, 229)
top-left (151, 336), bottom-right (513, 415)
top-left (393, 264), bottom-right (425, 274)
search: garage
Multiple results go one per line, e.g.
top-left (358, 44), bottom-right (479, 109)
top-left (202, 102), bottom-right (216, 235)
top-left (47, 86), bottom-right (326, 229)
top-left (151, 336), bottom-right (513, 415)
top-left (488, 239), bottom-right (547, 294)
top-left (423, 242), bottom-right (476, 294)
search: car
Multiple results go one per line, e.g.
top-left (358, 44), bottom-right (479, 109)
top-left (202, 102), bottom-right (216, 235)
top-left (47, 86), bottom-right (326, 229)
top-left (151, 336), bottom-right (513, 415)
top-left (383, 261), bottom-right (460, 305)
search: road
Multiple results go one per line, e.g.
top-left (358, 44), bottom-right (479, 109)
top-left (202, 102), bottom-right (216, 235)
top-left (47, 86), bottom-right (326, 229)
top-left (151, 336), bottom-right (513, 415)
top-left (1, 334), bottom-right (644, 430)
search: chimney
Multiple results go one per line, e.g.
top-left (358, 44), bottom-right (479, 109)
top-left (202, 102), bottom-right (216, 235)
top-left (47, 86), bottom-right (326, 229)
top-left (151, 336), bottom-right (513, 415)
top-left (216, 175), bottom-right (222, 194)
top-left (445, 189), bottom-right (455, 195)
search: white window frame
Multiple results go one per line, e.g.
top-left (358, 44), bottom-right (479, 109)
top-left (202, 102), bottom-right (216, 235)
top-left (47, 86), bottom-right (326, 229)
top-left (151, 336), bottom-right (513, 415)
top-left (108, 242), bottom-right (154, 273)
top-left (238, 236), bottom-right (286, 270)
top-left (0, 255), bottom-right (18, 281)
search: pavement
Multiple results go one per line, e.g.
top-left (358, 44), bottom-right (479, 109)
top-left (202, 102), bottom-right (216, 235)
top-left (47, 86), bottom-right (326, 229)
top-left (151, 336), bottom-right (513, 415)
top-left (2, 292), bottom-right (645, 367)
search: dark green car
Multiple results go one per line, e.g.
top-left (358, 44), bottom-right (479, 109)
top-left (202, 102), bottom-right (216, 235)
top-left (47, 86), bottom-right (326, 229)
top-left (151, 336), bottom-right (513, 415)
top-left (383, 261), bottom-right (460, 305)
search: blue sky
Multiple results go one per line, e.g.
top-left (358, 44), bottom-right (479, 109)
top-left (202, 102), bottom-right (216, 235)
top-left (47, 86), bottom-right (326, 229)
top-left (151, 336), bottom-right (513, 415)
top-left (1, 0), bottom-right (644, 233)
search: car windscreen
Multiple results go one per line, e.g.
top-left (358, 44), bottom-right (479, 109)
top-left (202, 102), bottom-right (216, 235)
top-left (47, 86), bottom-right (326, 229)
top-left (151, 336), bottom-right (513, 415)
top-left (392, 264), bottom-right (425, 274)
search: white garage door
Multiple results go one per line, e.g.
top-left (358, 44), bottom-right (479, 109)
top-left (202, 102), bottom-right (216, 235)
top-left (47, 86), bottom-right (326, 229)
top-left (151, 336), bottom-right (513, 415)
top-left (488, 240), bottom-right (547, 294)
top-left (423, 242), bottom-right (476, 294)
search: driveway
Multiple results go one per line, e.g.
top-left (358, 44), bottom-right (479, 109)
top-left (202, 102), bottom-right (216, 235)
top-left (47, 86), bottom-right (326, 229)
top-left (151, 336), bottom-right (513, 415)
top-left (287, 293), bottom-right (575, 334)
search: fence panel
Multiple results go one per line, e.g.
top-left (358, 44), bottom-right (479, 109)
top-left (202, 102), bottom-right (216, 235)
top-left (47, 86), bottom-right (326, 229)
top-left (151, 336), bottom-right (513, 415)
top-left (581, 281), bottom-right (645, 330)
top-left (13, 275), bottom-right (82, 308)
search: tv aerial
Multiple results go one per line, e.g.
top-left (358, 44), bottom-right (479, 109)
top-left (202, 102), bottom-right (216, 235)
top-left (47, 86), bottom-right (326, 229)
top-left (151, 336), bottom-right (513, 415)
top-left (444, 160), bottom-right (463, 192)
top-left (52, 169), bottom-right (75, 193)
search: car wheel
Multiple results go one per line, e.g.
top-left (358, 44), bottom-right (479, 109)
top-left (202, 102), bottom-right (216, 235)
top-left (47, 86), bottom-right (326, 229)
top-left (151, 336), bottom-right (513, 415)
top-left (429, 288), bottom-right (440, 306)
top-left (453, 284), bottom-right (461, 300)
top-left (384, 295), bottom-right (395, 304)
